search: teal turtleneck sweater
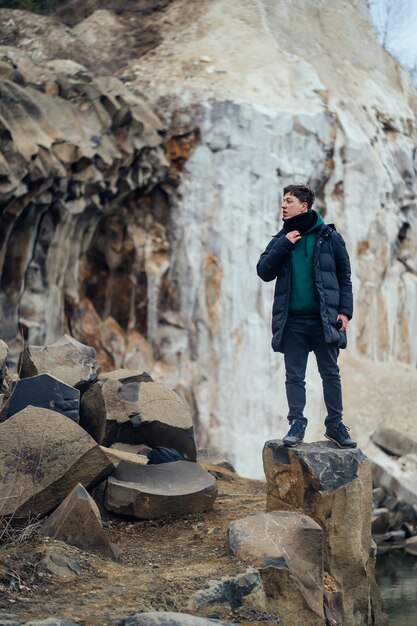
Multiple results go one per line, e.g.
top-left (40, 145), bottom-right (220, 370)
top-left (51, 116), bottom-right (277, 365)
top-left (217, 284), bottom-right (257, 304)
top-left (288, 211), bottom-right (324, 316)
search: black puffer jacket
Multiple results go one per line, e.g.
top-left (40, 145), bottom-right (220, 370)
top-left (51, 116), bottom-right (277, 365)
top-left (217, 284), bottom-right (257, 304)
top-left (257, 224), bottom-right (353, 352)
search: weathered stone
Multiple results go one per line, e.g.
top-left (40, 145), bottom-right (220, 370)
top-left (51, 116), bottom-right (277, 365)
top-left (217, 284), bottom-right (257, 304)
top-left (0, 406), bottom-right (114, 519)
top-left (120, 613), bottom-right (233, 626)
top-left (23, 618), bottom-right (81, 625)
top-left (105, 460), bottom-right (217, 519)
top-left (371, 427), bottom-right (417, 458)
top-left (372, 486), bottom-right (386, 508)
top-left (0, 339), bottom-right (8, 389)
top-left (41, 483), bottom-right (116, 559)
top-left (263, 440), bottom-right (379, 626)
top-left (197, 448), bottom-right (236, 473)
top-left (80, 370), bottom-right (196, 460)
top-left (229, 511), bottom-right (323, 625)
top-left (7, 374), bottom-right (80, 423)
top-left (19, 335), bottom-right (99, 389)
top-left (188, 569), bottom-right (267, 617)
top-left (370, 447), bottom-right (417, 505)
top-left (404, 535), bottom-right (417, 555)
top-left (38, 546), bottom-right (82, 578)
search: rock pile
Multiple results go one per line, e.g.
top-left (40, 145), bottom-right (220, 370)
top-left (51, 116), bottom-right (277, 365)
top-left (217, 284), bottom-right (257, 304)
top-left (369, 426), bottom-right (417, 554)
top-left (0, 335), bottom-right (216, 527)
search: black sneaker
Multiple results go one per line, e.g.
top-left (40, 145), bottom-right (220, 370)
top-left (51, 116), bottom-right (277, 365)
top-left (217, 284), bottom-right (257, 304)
top-left (325, 422), bottom-right (357, 448)
top-left (283, 420), bottom-right (306, 447)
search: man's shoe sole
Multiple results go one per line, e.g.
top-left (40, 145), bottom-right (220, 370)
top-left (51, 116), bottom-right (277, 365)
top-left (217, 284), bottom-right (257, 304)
top-left (283, 439), bottom-right (304, 447)
top-left (324, 433), bottom-right (357, 449)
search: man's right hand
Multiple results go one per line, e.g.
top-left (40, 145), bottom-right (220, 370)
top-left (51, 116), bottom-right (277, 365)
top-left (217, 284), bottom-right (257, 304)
top-left (286, 230), bottom-right (302, 244)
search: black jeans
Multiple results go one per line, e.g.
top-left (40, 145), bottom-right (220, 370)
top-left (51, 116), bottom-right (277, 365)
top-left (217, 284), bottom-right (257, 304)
top-left (282, 316), bottom-right (342, 427)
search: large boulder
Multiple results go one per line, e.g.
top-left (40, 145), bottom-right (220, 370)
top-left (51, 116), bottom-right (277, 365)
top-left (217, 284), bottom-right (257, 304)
top-left (6, 374), bottom-right (80, 423)
top-left (105, 460), bottom-right (217, 519)
top-left (80, 370), bottom-right (196, 460)
top-left (19, 335), bottom-right (99, 388)
top-left (41, 483), bottom-right (116, 559)
top-left (0, 406), bottom-right (114, 519)
top-left (229, 511), bottom-right (324, 625)
top-left (263, 440), bottom-right (385, 626)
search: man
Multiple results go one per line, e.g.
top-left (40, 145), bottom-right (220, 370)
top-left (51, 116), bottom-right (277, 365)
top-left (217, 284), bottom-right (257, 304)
top-left (256, 183), bottom-right (356, 448)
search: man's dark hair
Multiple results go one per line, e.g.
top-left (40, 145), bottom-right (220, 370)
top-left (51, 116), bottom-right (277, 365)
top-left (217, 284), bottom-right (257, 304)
top-left (283, 184), bottom-right (315, 210)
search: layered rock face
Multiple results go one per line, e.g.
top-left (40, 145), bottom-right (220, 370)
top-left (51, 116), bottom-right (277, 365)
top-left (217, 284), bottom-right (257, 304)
top-left (1, 0), bottom-right (417, 476)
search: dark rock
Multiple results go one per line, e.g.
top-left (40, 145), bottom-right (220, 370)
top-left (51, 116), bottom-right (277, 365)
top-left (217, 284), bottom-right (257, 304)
top-left (384, 495), bottom-right (399, 511)
top-left (105, 460), bottom-right (217, 519)
top-left (19, 335), bottom-right (99, 389)
top-left (80, 370), bottom-right (196, 460)
top-left (189, 569), bottom-right (266, 615)
top-left (371, 508), bottom-right (390, 534)
top-left (7, 374), bottom-right (80, 423)
top-left (0, 406), bottom-right (114, 519)
top-left (389, 510), bottom-right (404, 528)
top-left (0, 339), bottom-right (8, 390)
top-left (41, 483), bottom-right (116, 559)
top-left (119, 613), bottom-right (233, 626)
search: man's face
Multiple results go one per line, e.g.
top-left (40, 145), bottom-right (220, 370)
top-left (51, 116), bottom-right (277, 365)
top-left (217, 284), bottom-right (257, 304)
top-left (281, 193), bottom-right (308, 220)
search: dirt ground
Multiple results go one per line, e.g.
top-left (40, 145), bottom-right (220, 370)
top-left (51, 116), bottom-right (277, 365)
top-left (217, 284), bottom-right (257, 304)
top-left (0, 466), bottom-right (268, 626)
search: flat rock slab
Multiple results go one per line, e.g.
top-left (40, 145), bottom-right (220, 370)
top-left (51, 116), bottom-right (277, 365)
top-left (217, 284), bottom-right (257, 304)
top-left (7, 374), bottom-right (80, 423)
top-left (229, 511), bottom-right (323, 624)
top-left (19, 334), bottom-right (99, 388)
top-left (120, 613), bottom-right (233, 626)
top-left (100, 445), bottom-right (148, 467)
top-left (80, 370), bottom-right (196, 460)
top-left (0, 406), bottom-right (114, 518)
top-left (105, 460), bottom-right (217, 519)
top-left (372, 426), bottom-right (417, 459)
top-left (41, 483), bottom-right (116, 559)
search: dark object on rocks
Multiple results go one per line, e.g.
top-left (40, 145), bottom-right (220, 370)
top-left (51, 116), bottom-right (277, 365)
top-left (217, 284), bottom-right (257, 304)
top-left (263, 440), bottom-right (386, 626)
top-left (19, 335), bottom-right (99, 389)
top-left (147, 446), bottom-right (185, 464)
top-left (80, 370), bottom-right (196, 460)
top-left (119, 612), bottom-right (233, 625)
top-left (7, 374), bottom-right (80, 423)
top-left (41, 483), bottom-right (116, 559)
top-left (105, 460), bottom-right (217, 519)
top-left (228, 511), bottom-right (323, 625)
top-left (0, 406), bottom-right (114, 519)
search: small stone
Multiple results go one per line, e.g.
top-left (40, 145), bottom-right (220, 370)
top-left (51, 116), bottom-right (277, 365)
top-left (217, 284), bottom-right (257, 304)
top-left (404, 536), bottom-right (417, 555)
top-left (371, 508), bottom-right (389, 534)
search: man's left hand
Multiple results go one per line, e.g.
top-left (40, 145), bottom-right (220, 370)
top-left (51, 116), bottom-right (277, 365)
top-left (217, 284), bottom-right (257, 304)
top-left (337, 314), bottom-right (349, 332)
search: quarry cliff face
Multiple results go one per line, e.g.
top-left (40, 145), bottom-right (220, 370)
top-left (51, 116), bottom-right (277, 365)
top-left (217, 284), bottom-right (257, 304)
top-left (0, 0), bottom-right (416, 475)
